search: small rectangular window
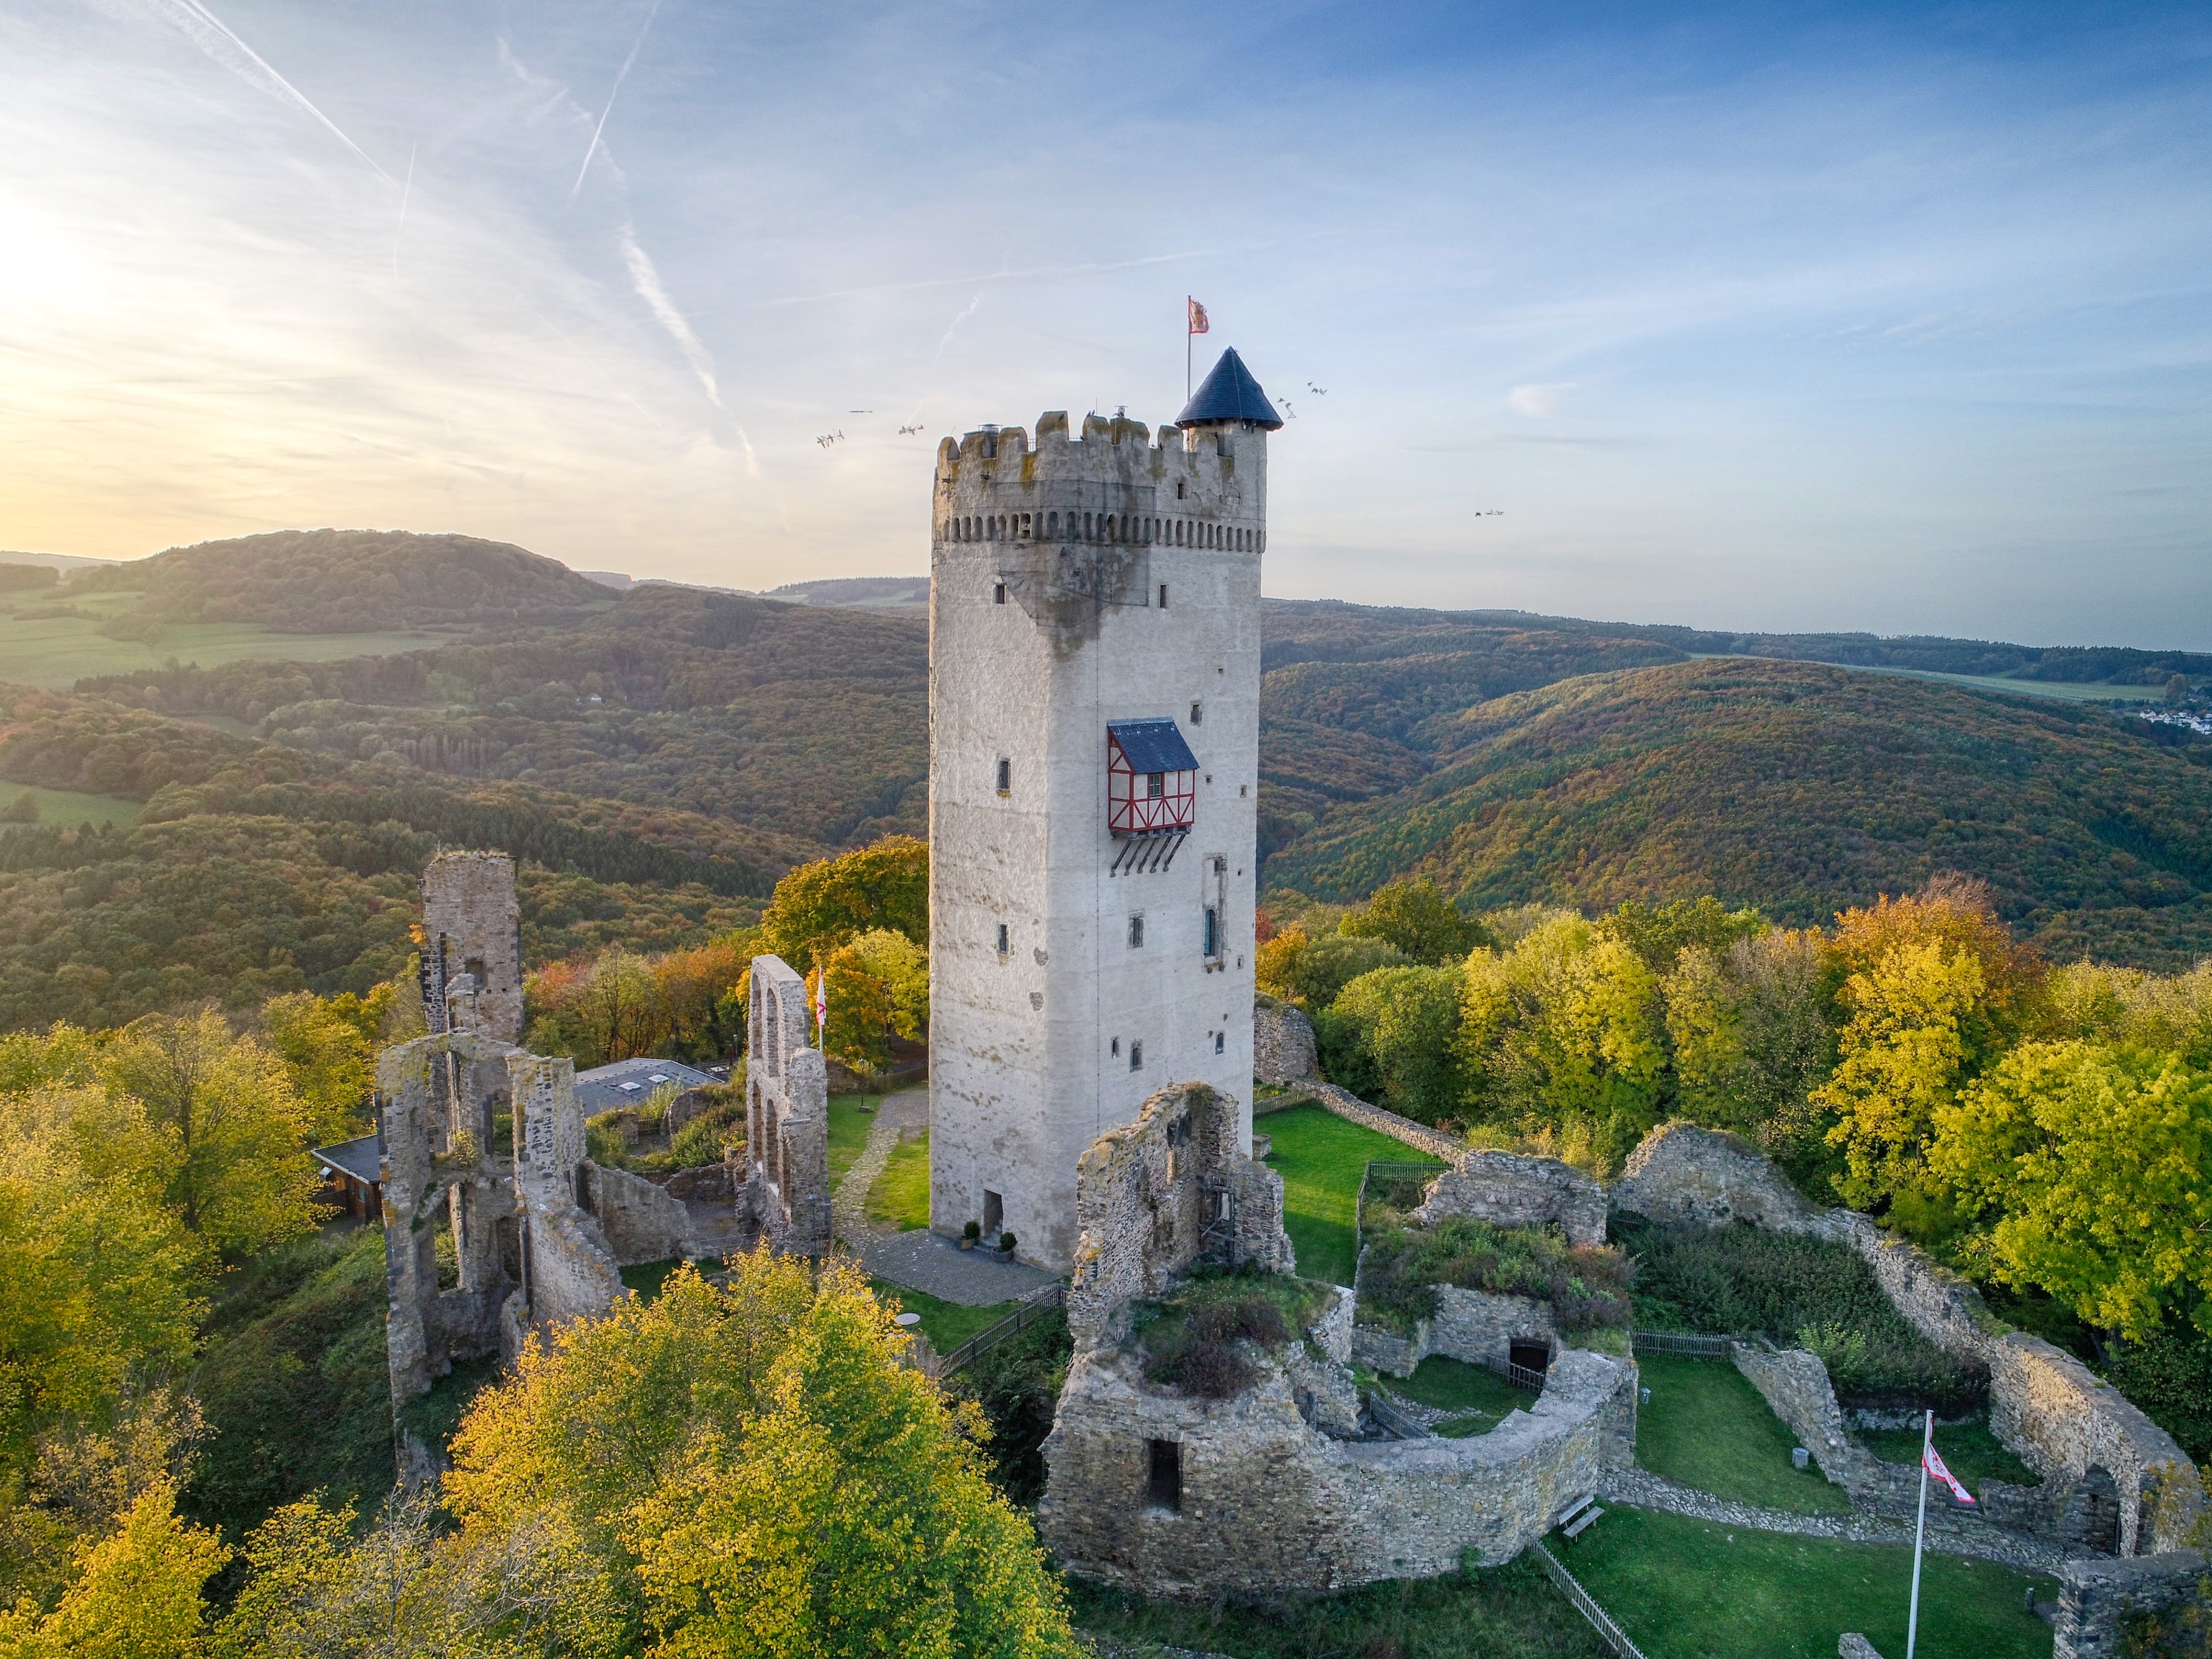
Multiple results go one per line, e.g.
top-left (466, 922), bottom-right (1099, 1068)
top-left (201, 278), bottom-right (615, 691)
top-left (1214, 1031), bottom-right (1225, 1055)
top-left (1159, 583), bottom-right (1169, 608)
top-left (996, 923), bottom-right (1009, 955)
top-left (1128, 915), bottom-right (1144, 949)
top-left (1146, 1439), bottom-right (1181, 1511)
top-left (1110, 1037), bottom-right (1120, 1057)
top-left (1147, 772), bottom-right (1164, 799)
top-left (996, 758), bottom-right (1011, 794)
top-left (1204, 906), bottom-right (1219, 957)
top-left (1129, 1040), bottom-right (1143, 1071)
top-left (1190, 701), bottom-right (1202, 726)
top-left (994, 581), bottom-right (1006, 604)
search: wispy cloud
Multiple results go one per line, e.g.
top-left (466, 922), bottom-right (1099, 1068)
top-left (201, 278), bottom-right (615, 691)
top-left (620, 223), bottom-right (720, 408)
top-left (1509, 382), bottom-right (1577, 417)
top-left (145, 0), bottom-right (392, 183)
top-left (571, 0), bottom-right (662, 204)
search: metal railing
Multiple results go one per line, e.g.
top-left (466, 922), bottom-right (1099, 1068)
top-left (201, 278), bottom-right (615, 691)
top-left (1352, 1159), bottom-right (1451, 1273)
top-left (929, 1282), bottom-right (1067, 1378)
top-left (1529, 1542), bottom-right (1650, 1659)
top-left (1631, 1329), bottom-right (1756, 1359)
top-left (1366, 1393), bottom-right (1430, 1440)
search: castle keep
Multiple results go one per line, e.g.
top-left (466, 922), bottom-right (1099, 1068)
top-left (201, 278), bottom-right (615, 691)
top-left (927, 349), bottom-right (1282, 1269)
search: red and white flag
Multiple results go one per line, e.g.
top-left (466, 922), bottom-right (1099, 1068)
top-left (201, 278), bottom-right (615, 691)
top-left (1924, 1444), bottom-right (1974, 1505)
top-left (1187, 296), bottom-right (1209, 335)
top-left (814, 969), bottom-right (828, 1044)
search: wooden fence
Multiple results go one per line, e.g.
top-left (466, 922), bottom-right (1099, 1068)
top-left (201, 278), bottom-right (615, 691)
top-left (1529, 1541), bottom-right (1650, 1659)
top-left (929, 1282), bottom-right (1067, 1378)
top-left (1631, 1329), bottom-right (1757, 1359)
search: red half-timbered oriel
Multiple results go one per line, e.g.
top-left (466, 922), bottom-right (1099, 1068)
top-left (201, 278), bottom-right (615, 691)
top-left (1106, 718), bottom-right (1199, 836)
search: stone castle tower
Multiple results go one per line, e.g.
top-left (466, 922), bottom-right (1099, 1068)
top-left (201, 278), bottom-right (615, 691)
top-left (928, 348), bottom-right (1283, 1270)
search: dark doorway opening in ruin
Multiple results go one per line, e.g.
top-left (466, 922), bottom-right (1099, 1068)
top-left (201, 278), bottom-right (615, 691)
top-left (1146, 1439), bottom-right (1181, 1513)
top-left (1509, 1340), bottom-right (1551, 1382)
top-left (2064, 1466), bottom-right (2122, 1554)
top-left (983, 1190), bottom-right (1003, 1239)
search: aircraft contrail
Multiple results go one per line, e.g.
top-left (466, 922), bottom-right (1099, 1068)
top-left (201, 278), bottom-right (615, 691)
top-left (622, 223), bottom-right (722, 409)
top-left (148, 0), bottom-right (393, 183)
top-left (571, 0), bottom-right (663, 204)
top-left (393, 144), bottom-right (416, 278)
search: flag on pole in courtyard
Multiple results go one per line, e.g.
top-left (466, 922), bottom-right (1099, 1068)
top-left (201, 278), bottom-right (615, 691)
top-left (814, 968), bottom-right (827, 1046)
top-left (1187, 296), bottom-right (1209, 335)
top-left (1924, 1443), bottom-right (1975, 1505)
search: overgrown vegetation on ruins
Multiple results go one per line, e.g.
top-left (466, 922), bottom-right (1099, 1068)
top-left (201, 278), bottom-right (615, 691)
top-left (1357, 1217), bottom-right (1633, 1341)
top-left (1135, 1267), bottom-right (1331, 1400)
top-left (1270, 871), bottom-right (2212, 1458)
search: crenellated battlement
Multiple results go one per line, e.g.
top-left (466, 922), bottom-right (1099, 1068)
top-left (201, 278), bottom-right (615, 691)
top-left (934, 409), bottom-right (1268, 555)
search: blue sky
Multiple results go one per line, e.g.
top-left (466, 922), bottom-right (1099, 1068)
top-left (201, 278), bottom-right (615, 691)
top-left (2, 0), bottom-right (2206, 644)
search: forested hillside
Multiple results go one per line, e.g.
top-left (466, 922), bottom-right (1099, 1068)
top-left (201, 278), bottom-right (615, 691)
top-left (1265, 658), bottom-right (2212, 967)
top-left (65, 528), bottom-right (614, 632)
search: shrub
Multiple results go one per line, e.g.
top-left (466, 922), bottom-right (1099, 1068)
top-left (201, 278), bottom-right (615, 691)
top-left (668, 1105), bottom-right (740, 1168)
top-left (1136, 1267), bottom-right (1326, 1400)
top-left (1615, 1212), bottom-right (1984, 1409)
top-left (1358, 1216), bottom-right (1634, 1338)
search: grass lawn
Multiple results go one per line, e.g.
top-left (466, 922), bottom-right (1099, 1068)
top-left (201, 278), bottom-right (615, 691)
top-left (1566, 1506), bottom-right (2054, 1659)
top-left (0, 605), bottom-right (465, 688)
top-left (826, 1092), bottom-right (877, 1191)
top-left (867, 1278), bottom-right (1022, 1351)
top-left (618, 1257), bottom-right (725, 1302)
top-left (1261, 1102), bottom-right (1445, 1287)
top-left (1068, 1550), bottom-right (1607, 1658)
top-left (0, 784), bottom-right (142, 829)
top-left (1392, 1355), bottom-right (1532, 1438)
top-left (1634, 1353), bottom-right (1852, 1514)
top-left (867, 1128), bottom-right (931, 1231)
top-left (1860, 1416), bottom-right (2039, 1489)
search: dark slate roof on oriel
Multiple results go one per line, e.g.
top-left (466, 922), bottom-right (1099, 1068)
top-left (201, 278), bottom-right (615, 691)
top-left (312, 1134), bottom-right (382, 1185)
top-left (1175, 348), bottom-right (1284, 430)
top-left (1108, 718), bottom-right (1201, 774)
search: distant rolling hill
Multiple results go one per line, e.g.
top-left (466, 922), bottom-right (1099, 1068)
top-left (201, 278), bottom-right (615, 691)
top-left (64, 528), bottom-right (614, 633)
top-left (1263, 657), bottom-right (2212, 968)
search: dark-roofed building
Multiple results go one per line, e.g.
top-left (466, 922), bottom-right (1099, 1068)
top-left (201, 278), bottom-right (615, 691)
top-left (574, 1057), bottom-right (719, 1118)
top-left (311, 1134), bottom-right (382, 1219)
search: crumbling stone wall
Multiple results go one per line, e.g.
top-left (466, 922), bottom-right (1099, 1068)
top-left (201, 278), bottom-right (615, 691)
top-left (2055, 1550), bottom-right (2209, 1659)
top-left (742, 955), bottom-right (830, 1258)
top-left (1615, 1122), bottom-right (2204, 1557)
top-left (1415, 1150), bottom-right (1609, 1247)
top-left (420, 851), bottom-right (524, 1045)
top-left (582, 1163), bottom-right (697, 1267)
top-left (1351, 1287), bottom-right (1560, 1380)
top-left (1065, 1080), bottom-right (1293, 1352)
top-left (1040, 1344), bottom-right (1638, 1599)
top-left (1253, 1001), bottom-right (1317, 1085)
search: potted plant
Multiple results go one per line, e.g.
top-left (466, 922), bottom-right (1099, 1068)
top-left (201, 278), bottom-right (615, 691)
top-left (993, 1231), bottom-right (1017, 1261)
top-left (960, 1220), bottom-right (980, 1251)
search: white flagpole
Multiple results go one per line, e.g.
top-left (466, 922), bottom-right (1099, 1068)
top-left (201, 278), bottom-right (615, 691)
top-left (1186, 297), bottom-right (1193, 402)
top-left (1905, 1408), bottom-right (1931, 1659)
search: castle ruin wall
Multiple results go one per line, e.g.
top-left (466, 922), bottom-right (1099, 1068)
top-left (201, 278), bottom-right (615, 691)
top-left (420, 851), bottom-right (525, 1045)
top-left (582, 1162), bottom-right (700, 1267)
top-left (1415, 1149), bottom-right (1610, 1248)
top-left (1253, 1001), bottom-right (1317, 1085)
top-left (1350, 1287), bottom-right (1562, 1381)
top-left (742, 955), bottom-right (831, 1258)
top-left (1614, 1122), bottom-right (2203, 1557)
top-left (1040, 1344), bottom-right (1638, 1599)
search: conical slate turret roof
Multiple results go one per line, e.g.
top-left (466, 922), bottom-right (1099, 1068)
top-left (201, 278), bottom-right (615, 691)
top-left (1176, 348), bottom-right (1283, 430)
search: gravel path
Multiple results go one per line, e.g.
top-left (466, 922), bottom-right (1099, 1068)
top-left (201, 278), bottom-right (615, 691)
top-left (1595, 1466), bottom-right (2090, 1573)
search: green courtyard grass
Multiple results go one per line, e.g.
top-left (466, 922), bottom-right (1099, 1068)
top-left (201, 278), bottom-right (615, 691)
top-left (1260, 1102), bottom-right (1445, 1287)
top-left (1067, 1550), bottom-right (1607, 1658)
top-left (1565, 1505), bottom-right (2054, 1659)
top-left (867, 1127), bottom-right (931, 1231)
top-left (826, 1092), bottom-right (877, 1191)
top-left (1634, 1352), bottom-right (1852, 1514)
top-left (1391, 1355), bottom-right (1532, 1438)
top-left (867, 1278), bottom-right (1021, 1351)
top-left (1860, 1415), bottom-right (2039, 1489)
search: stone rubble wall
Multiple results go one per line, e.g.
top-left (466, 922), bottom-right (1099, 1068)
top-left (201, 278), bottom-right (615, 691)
top-left (583, 1163), bottom-right (698, 1266)
top-left (742, 956), bottom-right (832, 1258)
top-left (420, 851), bottom-right (524, 1045)
top-left (1729, 1343), bottom-right (1885, 1493)
top-left (1039, 1343), bottom-right (1638, 1599)
top-left (1066, 1081), bottom-right (1291, 1353)
top-left (2056, 1549), bottom-right (2209, 1659)
top-left (1415, 1150), bottom-right (1610, 1248)
top-left (1300, 1080), bottom-right (1466, 1162)
top-left (1614, 1122), bottom-right (2203, 1557)
top-left (1253, 1001), bottom-right (1318, 1085)
top-left (1351, 1287), bottom-right (1560, 1380)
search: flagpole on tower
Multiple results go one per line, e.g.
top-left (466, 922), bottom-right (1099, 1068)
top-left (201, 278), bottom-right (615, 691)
top-left (1185, 296), bottom-right (1209, 402)
top-left (1906, 1408), bottom-right (1931, 1659)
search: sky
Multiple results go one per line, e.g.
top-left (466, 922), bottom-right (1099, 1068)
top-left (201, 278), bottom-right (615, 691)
top-left (2, 1), bottom-right (2207, 646)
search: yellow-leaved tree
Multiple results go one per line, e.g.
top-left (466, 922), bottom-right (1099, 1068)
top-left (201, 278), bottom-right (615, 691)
top-left (0, 1480), bottom-right (228, 1659)
top-left (1931, 1041), bottom-right (2212, 1342)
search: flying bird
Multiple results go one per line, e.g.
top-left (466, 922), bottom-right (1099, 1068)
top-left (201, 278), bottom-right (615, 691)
top-left (898, 423), bottom-right (925, 436)
top-left (1307, 382), bottom-right (1328, 395)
